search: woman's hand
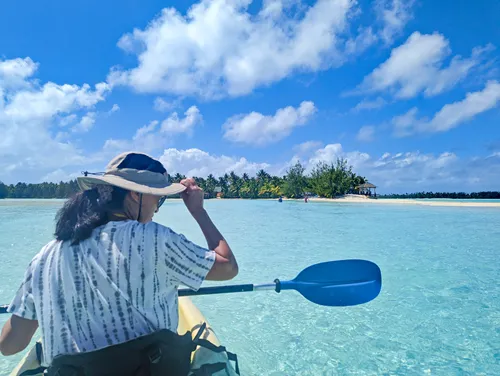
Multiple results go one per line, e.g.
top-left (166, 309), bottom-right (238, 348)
top-left (180, 178), bottom-right (204, 216)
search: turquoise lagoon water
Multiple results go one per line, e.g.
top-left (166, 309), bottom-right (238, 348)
top-left (0, 199), bottom-right (499, 375)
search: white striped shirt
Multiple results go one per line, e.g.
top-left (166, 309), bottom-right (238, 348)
top-left (7, 220), bottom-right (216, 366)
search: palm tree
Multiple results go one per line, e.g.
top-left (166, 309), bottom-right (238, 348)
top-left (172, 173), bottom-right (185, 183)
top-left (205, 174), bottom-right (218, 198)
top-left (218, 174), bottom-right (229, 197)
top-left (228, 171), bottom-right (241, 198)
top-left (256, 169), bottom-right (270, 183)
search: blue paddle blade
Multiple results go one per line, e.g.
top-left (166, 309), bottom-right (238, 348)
top-left (280, 259), bottom-right (381, 306)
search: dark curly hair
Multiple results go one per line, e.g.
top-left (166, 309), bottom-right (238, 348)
top-left (54, 186), bottom-right (129, 245)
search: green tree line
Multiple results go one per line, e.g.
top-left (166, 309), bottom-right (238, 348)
top-left (0, 158), bottom-right (368, 199)
top-left (3, 160), bottom-right (498, 200)
top-left (379, 191), bottom-right (500, 199)
top-left (0, 181), bottom-right (80, 199)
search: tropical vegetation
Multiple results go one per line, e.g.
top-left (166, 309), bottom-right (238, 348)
top-left (2, 159), bottom-right (498, 200)
top-left (0, 158), bottom-right (367, 199)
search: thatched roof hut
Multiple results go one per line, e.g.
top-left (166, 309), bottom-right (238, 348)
top-left (356, 182), bottom-right (377, 197)
top-left (356, 183), bottom-right (376, 189)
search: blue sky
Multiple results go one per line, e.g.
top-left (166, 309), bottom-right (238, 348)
top-left (0, 0), bottom-right (499, 193)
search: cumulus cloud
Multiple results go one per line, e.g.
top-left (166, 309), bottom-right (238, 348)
top-left (344, 27), bottom-right (378, 56)
top-left (356, 125), bottom-right (376, 142)
top-left (223, 101), bottom-right (317, 146)
top-left (109, 0), bottom-right (353, 98)
top-left (375, 0), bottom-right (415, 45)
top-left (103, 107), bottom-right (203, 156)
top-left (160, 106), bottom-right (202, 135)
top-left (393, 80), bottom-right (500, 136)
top-left (59, 114), bottom-right (78, 127)
top-left (352, 32), bottom-right (494, 99)
top-left (153, 97), bottom-right (183, 112)
top-left (293, 140), bottom-right (323, 156)
top-left (344, 0), bottom-right (415, 56)
top-left (159, 148), bottom-right (271, 177)
top-left (109, 104), bottom-right (120, 113)
top-left (72, 112), bottom-right (97, 133)
top-left (306, 143), bottom-right (370, 172)
top-left (0, 56), bottom-right (110, 183)
top-left (0, 57), bottom-right (38, 89)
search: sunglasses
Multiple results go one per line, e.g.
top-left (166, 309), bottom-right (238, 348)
top-left (157, 196), bottom-right (167, 210)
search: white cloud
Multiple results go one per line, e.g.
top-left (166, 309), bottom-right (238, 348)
top-left (109, 0), bottom-right (353, 98)
top-left (306, 143), bottom-right (370, 172)
top-left (375, 0), bottom-right (415, 45)
top-left (293, 140), bottom-right (323, 156)
top-left (159, 148), bottom-right (271, 177)
top-left (109, 104), bottom-right (120, 113)
top-left (393, 80), bottom-right (500, 136)
top-left (357, 125), bottom-right (375, 142)
top-left (153, 97), bottom-right (183, 112)
top-left (392, 107), bottom-right (420, 137)
top-left (4, 81), bottom-right (109, 122)
top-left (353, 32), bottom-right (493, 99)
top-left (0, 57), bottom-right (110, 183)
top-left (72, 112), bottom-right (97, 133)
top-left (345, 27), bottom-right (378, 56)
top-left (103, 107), bottom-right (203, 156)
top-left (59, 114), bottom-right (78, 127)
top-left (352, 97), bottom-right (387, 111)
top-left (223, 101), bottom-right (317, 146)
top-left (160, 106), bottom-right (202, 135)
top-left (429, 80), bottom-right (500, 132)
top-left (0, 57), bottom-right (38, 90)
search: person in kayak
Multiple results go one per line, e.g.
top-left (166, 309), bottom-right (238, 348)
top-left (0, 151), bottom-right (238, 373)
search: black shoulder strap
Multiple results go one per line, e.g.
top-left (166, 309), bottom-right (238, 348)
top-left (190, 362), bottom-right (227, 376)
top-left (192, 338), bottom-right (240, 375)
top-left (19, 368), bottom-right (47, 376)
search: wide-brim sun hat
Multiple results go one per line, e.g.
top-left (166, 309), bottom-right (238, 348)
top-left (77, 151), bottom-right (186, 196)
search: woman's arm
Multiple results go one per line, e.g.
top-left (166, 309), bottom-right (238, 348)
top-left (0, 315), bottom-right (38, 356)
top-left (192, 209), bottom-right (238, 280)
top-left (181, 178), bottom-right (238, 281)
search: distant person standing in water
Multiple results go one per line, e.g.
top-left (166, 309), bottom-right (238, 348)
top-left (0, 151), bottom-right (238, 374)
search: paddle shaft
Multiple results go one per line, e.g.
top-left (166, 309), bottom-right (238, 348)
top-left (0, 283), bottom-right (278, 313)
top-left (179, 282), bottom-right (277, 296)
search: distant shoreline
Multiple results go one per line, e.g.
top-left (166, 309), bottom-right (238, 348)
top-left (303, 195), bottom-right (500, 207)
top-left (2, 196), bottom-right (500, 208)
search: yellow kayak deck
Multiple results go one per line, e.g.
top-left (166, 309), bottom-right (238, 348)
top-left (10, 297), bottom-right (237, 376)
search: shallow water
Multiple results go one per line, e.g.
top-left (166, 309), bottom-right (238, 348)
top-left (0, 199), bottom-right (499, 375)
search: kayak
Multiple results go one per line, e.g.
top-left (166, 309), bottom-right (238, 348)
top-left (10, 297), bottom-right (238, 376)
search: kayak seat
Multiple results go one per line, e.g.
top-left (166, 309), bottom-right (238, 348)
top-left (19, 323), bottom-right (239, 376)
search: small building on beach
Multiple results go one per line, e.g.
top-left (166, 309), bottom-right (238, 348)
top-left (356, 182), bottom-right (377, 197)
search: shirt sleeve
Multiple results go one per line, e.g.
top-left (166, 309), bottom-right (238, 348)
top-left (156, 223), bottom-right (216, 291)
top-left (7, 259), bottom-right (37, 321)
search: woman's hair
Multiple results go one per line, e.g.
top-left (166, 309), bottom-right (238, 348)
top-left (55, 186), bottom-right (129, 245)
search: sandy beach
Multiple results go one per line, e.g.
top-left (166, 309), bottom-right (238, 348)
top-left (306, 195), bottom-right (500, 208)
top-left (1, 196), bottom-right (500, 208)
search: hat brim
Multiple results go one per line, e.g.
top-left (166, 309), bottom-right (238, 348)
top-left (77, 175), bottom-right (187, 196)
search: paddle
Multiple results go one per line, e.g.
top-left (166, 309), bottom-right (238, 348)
top-left (179, 259), bottom-right (381, 306)
top-left (0, 259), bottom-right (381, 314)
